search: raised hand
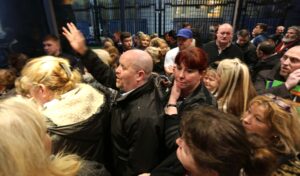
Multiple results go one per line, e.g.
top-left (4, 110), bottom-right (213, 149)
top-left (285, 69), bottom-right (300, 90)
top-left (169, 80), bottom-right (181, 104)
top-left (62, 22), bottom-right (88, 55)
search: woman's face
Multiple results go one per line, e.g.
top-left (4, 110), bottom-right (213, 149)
top-left (176, 137), bottom-right (216, 176)
top-left (176, 137), bottom-right (199, 174)
top-left (242, 103), bottom-right (272, 138)
top-left (174, 63), bottom-right (203, 95)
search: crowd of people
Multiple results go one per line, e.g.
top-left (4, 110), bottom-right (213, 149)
top-left (0, 21), bottom-right (300, 176)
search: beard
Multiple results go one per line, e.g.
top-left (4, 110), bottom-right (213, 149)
top-left (282, 36), bottom-right (296, 43)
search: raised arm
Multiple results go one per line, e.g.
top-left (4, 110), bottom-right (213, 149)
top-left (62, 22), bottom-right (88, 55)
top-left (62, 23), bottom-right (116, 88)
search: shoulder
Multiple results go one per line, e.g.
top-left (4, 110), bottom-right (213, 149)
top-left (166, 47), bottom-right (179, 57)
top-left (272, 155), bottom-right (300, 176)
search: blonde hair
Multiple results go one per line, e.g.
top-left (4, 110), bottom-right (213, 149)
top-left (16, 56), bottom-right (81, 97)
top-left (92, 49), bottom-right (111, 66)
top-left (247, 95), bottom-right (300, 155)
top-left (217, 58), bottom-right (257, 116)
top-left (104, 46), bottom-right (120, 68)
top-left (205, 67), bottom-right (218, 79)
top-left (0, 96), bottom-right (81, 176)
top-left (149, 37), bottom-right (168, 48)
top-left (145, 46), bottom-right (162, 63)
top-left (139, 33), bottom-right (150, 41)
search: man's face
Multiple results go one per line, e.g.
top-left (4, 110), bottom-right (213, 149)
top-left (177, 37), bottom-right (192, 51)
top-left (276, 26), bottom-right (284, 35)
top-left (115, 55), bottom-right (139, 92)
top-left (282, 29), bottom-right (298, 43)
top-left (122, 37), bottom-right (133, 51)
top-left (280, 47), bottom-right (300, 77)
top-left (252, 25), bottom-right (263, 37)
top-left (236, 35), bottom-right (249, 46)
top-left (43, 40), bottom-right (60, 56)
top-left (216, 26), bottom-right (233, 46)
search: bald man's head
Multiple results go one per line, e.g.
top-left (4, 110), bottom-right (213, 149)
top-left (115, 49), bottom-right (153, 92)
top-left (125, 49), bottom-right (153, 77)
top-left (280, 45), bottom-right (300, 77)
top-left (216, 23), bottom-right (233, 46)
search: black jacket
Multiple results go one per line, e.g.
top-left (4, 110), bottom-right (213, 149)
top-left (111, 76), bottom-right (165, 176)
top-left (203, 41), bottom-right (244, 64)
top-left (81, 49), bottom-right (166, 176)
top-left (254, 63), bottom-right (300, 102)
top-left (235, 41), bottom-right (257, 71)
top-left (151, 83), bottom-right (217, 176)
top-left (252, 53), bottom-right (281, 81)
top-left (47, 84), bottom-right (111, 164)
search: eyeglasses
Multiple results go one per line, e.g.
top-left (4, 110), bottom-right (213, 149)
top-left (264, 94), bottom-right (291, 113)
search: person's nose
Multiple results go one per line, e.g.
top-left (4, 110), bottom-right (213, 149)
top-left (178, 70), bottom-right (185, 78)
top-left (242, 115), bottom-right (252, 125)
top-left (115, 65), bottom-right (121, 74)
top-left (176, 137), bottom-right (183, 146)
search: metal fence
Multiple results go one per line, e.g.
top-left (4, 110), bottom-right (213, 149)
top-left (72, 0), bottom-right (291, 44)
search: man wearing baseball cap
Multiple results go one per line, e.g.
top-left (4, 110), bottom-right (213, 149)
top-left (164, 28), bottom-right (194, 75)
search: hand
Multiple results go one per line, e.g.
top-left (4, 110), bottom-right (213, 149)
top-left (62, 22), bottom-right (88, 55)
top-left (285, 69), bottom-right (300, 90)
top-left (168, 80), bottom-right (181, 104)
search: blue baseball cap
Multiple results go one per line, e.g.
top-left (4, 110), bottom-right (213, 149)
top-left (177, 28), bottom-right (193, 39)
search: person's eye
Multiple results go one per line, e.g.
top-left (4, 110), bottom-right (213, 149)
top-left (290, 58), bottom-right (300, 64)
top-left (187, 69), bottom-right (196, 73)
top-left (255, 115), bottom-right (263, 122)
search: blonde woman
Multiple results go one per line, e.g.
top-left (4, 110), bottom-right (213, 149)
top-left (16, 56), bottom-right (110, 163)
top-left (0, 96), bottom-right (110, 176)
top-left (137, 33), bottom-right (151, 50)
top-left (242, 94), bottom-right (300, 175)
top-left (217, 58), bottom-right (257, 116)
top-left (149, 37), bottom-right (170, 75)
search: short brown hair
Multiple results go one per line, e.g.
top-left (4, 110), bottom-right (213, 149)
top-left (175, 47), bottom-right (208, 73)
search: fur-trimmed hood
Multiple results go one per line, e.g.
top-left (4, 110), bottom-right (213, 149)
top-left (42, 83), bottom-right (105, 126)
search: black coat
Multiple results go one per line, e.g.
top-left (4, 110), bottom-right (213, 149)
top-left (47, 84), bottom-right (111, 164)
top-left (252, 53), bottom-right (281, 80)
top-left (151, 83), bottom-right (217, 176)
top-left (81, 49), bottom-right (166, 176)
top-left (111, 76), bottom-right (165, 176)
top-left (203, 41), bottom-right (244, 64)
top-left (254, 63), bottom-right (300, 102)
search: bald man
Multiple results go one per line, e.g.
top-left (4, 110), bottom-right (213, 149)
top-left (203, 23), bottom-right (244, 64)
top-left (63, 23), bottom-right (165, 176)
top-left (255, 45), bottom-right (300, 102)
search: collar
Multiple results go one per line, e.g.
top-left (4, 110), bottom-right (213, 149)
top-left (216, 41), bottom-right (231, 54)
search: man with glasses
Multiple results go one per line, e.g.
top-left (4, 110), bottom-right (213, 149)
top-left (254, 45), bottom-right (300, 102)
top-left (203, 23), bottom-right (243, 64)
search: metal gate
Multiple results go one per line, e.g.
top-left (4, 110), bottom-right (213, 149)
top-left (72, 0), bottom-right (291, 44)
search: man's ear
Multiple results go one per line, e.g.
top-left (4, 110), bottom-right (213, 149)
top-left (136, 70), bottom-right (146, 82)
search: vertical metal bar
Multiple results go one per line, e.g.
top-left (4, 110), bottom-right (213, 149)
top-left (43, 0), bottom-right (58, 35)
top-left (134, 0), bottom-right (138, 33)
top-left (93, 0), bottom-right (100, 41)
top-left (232, 0), bottom-right (241, 31)
top-left (120, 0), bottom-right (126, 31)
top-left (158, 0), bottom-right (162, 35)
